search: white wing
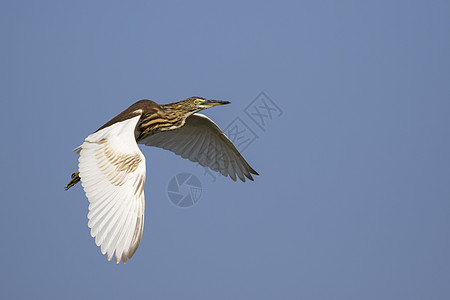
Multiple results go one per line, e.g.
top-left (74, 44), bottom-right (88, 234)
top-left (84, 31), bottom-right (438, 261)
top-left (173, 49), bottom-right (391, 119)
top-left (139, 113), bottom-right (258, 182)
top-left (77, 115), bottom-right (146, 264)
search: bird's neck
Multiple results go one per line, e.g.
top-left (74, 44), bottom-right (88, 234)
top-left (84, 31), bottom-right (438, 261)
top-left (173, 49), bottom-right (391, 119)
top-left (160, 103), bottom-right (195, 124)
top-left (135, 105), bottom-right (192, 141)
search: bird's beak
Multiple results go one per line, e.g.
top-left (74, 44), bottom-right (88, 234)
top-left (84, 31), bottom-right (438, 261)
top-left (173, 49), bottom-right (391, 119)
top-left (200, 100), bottom-right (230, 108)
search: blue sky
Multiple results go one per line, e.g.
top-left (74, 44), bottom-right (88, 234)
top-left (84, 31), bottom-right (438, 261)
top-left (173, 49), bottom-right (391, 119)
top-left (1, 0), bottom-right (450, 299)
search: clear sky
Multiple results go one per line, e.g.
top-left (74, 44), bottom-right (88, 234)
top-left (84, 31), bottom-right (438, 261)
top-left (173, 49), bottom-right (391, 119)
top-left (1, 0), bottom-right (449, 299)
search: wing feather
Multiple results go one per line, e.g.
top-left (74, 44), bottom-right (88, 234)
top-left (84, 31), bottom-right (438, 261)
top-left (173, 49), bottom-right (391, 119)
top-left (139, 113), bottom-right (258, 182)
top-left (186, 131), bottom-right (205, 159)
top-left (77, 115), bottom-right (146, 263)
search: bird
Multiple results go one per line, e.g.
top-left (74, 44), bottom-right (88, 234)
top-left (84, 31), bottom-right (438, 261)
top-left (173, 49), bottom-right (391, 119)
top-left (66, 97), bottom-right (258, 263)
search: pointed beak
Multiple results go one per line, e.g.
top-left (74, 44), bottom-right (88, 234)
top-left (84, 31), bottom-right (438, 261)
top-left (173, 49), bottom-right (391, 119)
top-left (201, 99), bottom-right (230, 108)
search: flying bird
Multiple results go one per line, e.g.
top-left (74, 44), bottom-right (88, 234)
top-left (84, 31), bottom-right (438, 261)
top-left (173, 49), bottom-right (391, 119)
top-left (66, 97), bottom-right (258, 263)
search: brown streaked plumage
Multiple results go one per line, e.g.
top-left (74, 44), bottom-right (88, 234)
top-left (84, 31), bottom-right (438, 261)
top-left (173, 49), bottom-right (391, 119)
top-left (66, 96), bottom-right (259, 263)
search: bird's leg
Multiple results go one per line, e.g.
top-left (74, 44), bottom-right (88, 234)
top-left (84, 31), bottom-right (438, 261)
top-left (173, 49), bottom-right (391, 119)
top-left (65, 172), bottom-right (81, 190)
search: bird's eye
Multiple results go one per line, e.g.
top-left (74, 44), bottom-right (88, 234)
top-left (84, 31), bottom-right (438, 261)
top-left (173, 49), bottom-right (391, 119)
top-left (194, 99), bottom-right (203, 106)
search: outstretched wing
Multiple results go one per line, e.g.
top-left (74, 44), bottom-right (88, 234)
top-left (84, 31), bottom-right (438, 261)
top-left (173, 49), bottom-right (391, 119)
top-left (77, 115), bottom-right (146, 263)
top-left (139, 113), bottom-right (258, 182)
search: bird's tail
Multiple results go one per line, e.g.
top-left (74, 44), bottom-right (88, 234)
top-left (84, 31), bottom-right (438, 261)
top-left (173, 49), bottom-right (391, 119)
top-left (65, 172), bottom-right (81, 190)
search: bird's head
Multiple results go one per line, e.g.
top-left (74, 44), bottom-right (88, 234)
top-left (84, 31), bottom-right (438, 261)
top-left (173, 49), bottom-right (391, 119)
top-left (161, 97), bottom-right (230, 121)
top-left (181, 97), bottom-right (230, 114)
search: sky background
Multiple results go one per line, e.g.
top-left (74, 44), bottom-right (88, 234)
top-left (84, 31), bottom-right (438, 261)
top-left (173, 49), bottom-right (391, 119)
top-left (1, 0), bottom-right (450, 299)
